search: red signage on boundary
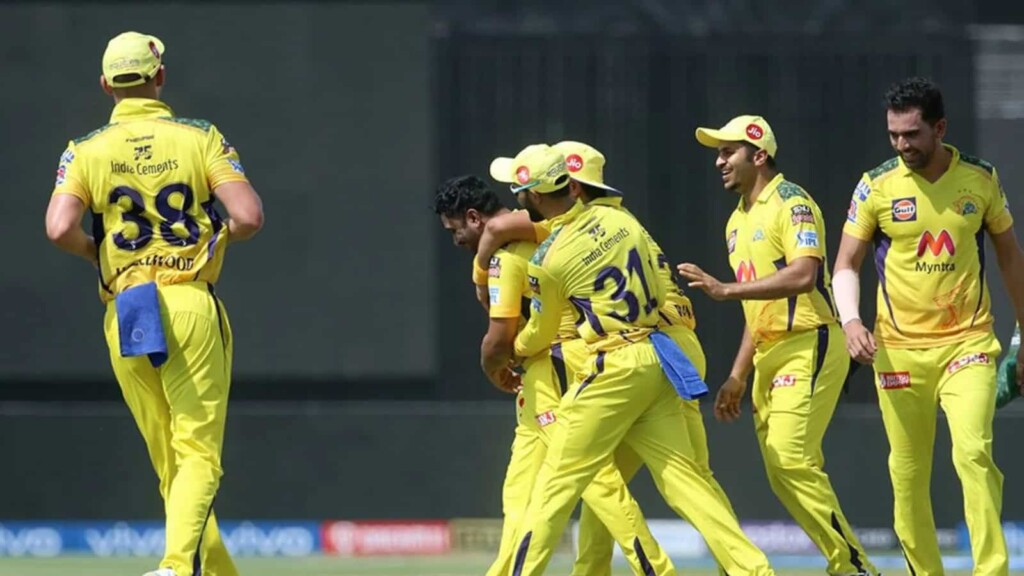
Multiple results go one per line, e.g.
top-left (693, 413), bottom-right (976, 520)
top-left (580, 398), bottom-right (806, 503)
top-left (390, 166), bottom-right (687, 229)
top-left (321, 521), bottom-right (451, 556)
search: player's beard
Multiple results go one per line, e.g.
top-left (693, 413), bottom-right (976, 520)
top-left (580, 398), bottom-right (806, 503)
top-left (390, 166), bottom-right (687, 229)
top-left (900, 146), bottom-right (931, 169)
top-left (522, 195), bottom-right (545, 222)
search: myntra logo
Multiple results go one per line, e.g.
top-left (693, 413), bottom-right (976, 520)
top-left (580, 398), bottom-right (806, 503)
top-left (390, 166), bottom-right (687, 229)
top-left (917, 230), bottom-right (955, 257)
top-left (735, 260), bottom-right (757, 283)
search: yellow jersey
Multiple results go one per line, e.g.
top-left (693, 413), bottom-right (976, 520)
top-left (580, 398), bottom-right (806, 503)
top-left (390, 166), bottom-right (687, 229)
top-left (515, 202), bottom-right (665, 358)
top-left (532, 203), bottom-right (591, 341)
top-left (534, 199), bottom-right (696, 336)
top-left (843, 145), bottom-right (1013, 347)
top-left (588, 197), bottom-right (697, 331)
top-left (486, 240), bottom-right (538, 321)
top-left (725, 174), bottom-right (838, 347)
top-left (51, 98), bottom-right (249, 302)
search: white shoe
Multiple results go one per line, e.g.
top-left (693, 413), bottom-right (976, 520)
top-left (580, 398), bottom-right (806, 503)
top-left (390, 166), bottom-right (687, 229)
top-left (141, 569), bottom-right (176, 576)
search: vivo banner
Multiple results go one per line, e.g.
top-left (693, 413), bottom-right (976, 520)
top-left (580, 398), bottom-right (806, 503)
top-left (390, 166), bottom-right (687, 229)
top-left (0, 521), bottom-right (321, 557)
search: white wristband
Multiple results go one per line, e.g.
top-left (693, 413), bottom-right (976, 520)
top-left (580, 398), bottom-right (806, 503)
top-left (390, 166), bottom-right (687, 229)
top-left (831, 268), bottom-right (862, 327)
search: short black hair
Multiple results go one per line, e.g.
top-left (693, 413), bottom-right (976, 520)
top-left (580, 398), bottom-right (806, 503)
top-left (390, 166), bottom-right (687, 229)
top-left (433, 175), bottom-right (504, 218)
top-left (742, 142), bottom-right (777, 169)
top-left (885, 77), bottom-right (945, 125)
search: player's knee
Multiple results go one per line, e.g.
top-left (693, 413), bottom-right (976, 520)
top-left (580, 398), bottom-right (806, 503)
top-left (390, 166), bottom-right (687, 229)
top-left (951, 441), bottom-right (995, 473)
top-left (175, 449), bottom-right (224, 478)
top-left (763, 440), bottom-right (807, 475)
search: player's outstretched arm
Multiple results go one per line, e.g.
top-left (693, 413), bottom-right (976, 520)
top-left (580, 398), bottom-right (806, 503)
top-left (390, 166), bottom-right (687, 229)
top-left (45, 194), bottom-right (97, 265)
top-left (676, 258), bottom-right (818, 302)
top-left (214, 181), bottom-right (264, 242)
top-left (990, 226), bottom-right (1024, 388)
top-left (833, 232), bottom-right (875, 364)
top-left (473, 211), bottom-right (538, 273)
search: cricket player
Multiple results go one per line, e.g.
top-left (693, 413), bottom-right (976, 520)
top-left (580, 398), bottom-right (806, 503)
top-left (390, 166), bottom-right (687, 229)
top-left (678, 115), bottom-right (876, 576)
top-left (834, 77), bottom-right (1024, 575)
top-left (492, 144), bottom-right (774, 576)
top-left (44, 32), bottom-right (264, 576)
top-left (478, 141), bottom-right (735, 576)
top-left (433, 176), bottom-right (675, 576)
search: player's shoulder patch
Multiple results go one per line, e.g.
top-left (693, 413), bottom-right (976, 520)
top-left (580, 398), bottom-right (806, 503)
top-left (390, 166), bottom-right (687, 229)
top-left (165, 117), bottom-right (214, 132)
top-left (959, 153), bottom-right (995, 176)
top-left (776, 180), bottom-right (808, 201)
top-left (867, 157), bottom-right (900, 181)
top-left (73, 124), bottom-right (113, 145)
top-left (531, 226), bottom-right (563, 266)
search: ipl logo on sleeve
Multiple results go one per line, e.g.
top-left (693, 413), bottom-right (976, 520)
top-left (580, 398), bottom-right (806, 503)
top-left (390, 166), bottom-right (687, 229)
top-left (54, 148), bottom-right (75, 186)
top-left (854, 181), bottom-right (871, 202)
top-left (795, 230), bottom-right (819, 249)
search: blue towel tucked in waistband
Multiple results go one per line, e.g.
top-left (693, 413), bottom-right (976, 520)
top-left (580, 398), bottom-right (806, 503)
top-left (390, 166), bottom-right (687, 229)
top-left (115, 282), bottom-right (168, 367)
top-left (650, 330), bottom-right (708, 400)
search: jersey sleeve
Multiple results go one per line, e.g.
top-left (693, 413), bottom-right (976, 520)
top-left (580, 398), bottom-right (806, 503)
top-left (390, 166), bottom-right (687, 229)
top-left (778, 195), bottom-right (826, 262)
top-left (51, 141), bottom-right (90, 207)
top-left (487, 252), bottom-right (526, 318)
top-left (206, 125), bottom-right (250, 189)
top-left (842, 175), bottom-right (877, 241)
top-left (984, 167), bottom-right (1014, 235)
top-left (513, 261), bottom-right (566, 359)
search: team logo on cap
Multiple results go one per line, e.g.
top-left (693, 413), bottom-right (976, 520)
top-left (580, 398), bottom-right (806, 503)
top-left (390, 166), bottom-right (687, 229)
top-left (745, 124), bottom-right (764, 140)
top-left (148, 41), bottom-right (161, 59)
top-left (565, 154), bottom-right (584, 172)
top-left (516, 166), bottom-right (531, 184)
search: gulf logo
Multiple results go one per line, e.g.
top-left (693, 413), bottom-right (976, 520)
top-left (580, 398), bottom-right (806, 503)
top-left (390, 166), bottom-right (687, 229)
top-left (891, 197), bottom-right (917, 222)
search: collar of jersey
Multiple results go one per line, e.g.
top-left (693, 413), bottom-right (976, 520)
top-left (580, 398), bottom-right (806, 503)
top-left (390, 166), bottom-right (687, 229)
top-left (110, 98), bottom-right (174, 123)
top-left (543, 199), bottom-right (588, 230)
top-left (736, 172), bottom-right (786, 212)
top-left (589, 196), bottom-right (624, 209)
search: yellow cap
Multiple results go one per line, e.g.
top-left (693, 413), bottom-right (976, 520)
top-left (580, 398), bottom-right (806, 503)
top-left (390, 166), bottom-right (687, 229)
top-left (489, 144), bottom-right (570, 194)
top-left (551, 141), bottom-right (622, 196)
top-left (695, 115), bottom-right (778, 158)
top-left (102, 32), bottom-right (165, 88)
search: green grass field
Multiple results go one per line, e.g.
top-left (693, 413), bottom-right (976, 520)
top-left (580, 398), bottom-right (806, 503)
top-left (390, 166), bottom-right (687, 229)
top-left (0, 554), bottom-right (977, 576)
